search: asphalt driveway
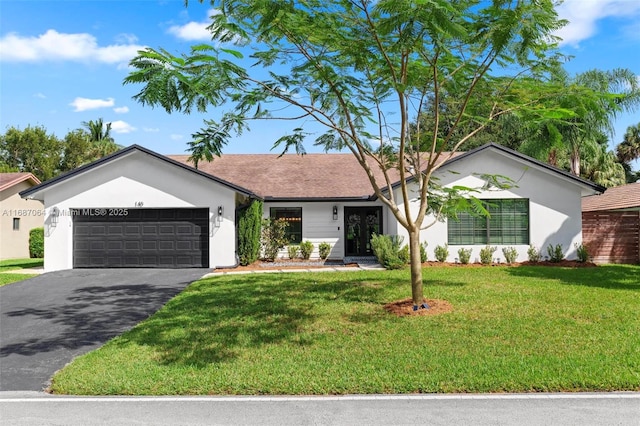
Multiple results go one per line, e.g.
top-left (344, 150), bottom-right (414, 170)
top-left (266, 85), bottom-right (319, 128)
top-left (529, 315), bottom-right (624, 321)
top-left (0, 268), bottom-right (208, 392)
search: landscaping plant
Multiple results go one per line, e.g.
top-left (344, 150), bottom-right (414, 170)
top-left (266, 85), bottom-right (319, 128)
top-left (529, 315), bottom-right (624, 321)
top-left (261, 218), bottom-right (289, 261)
top-left (434, 244), bottom-right (449, 263)
top-left (479, 245), bottom-right (497, 265)
top-left (29, 227), bottom-right (44, 259)
top-left (502, 246), bottom-right (518, 264)
top-left (547, 244), bottom-right (565, 263)
top-left (237, 200), bottom-right (263, 265)
top-left (420, 242), bottom-right (428, 263)
top-left (287, 245), bottom-right (299, 260)
top-left (318, 242), bottom-right (331, 260)
top-left (299, 241), bottom-right (314, 260)
top-left (371, 234), bottom-right (406, 270)
top-left (575, 243), bottom-right (590, 263)
top-left (457, 247), bottom-right (472, 264)
top-left (527, 245), bottom-right (542, 262)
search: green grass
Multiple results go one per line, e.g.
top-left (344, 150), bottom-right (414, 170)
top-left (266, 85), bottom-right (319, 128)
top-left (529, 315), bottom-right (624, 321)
top-left (0, 258), bottom-right (43, 272)
top-left (0, 258), bottom-right (42, 286)
top-left (50, 265), bottom-right (640, 395)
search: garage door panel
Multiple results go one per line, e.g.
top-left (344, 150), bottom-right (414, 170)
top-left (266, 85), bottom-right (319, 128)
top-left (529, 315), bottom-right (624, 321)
top-left (73, 208), bottom-right (209, 268)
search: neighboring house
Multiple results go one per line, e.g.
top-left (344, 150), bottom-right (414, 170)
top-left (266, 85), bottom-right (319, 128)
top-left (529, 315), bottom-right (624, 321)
top-left (582, 182), bottom-right (640, 264)
top-left (0, 172), bottom-right (43, 260)
top-left (21, 143), bottom-right (604, 272)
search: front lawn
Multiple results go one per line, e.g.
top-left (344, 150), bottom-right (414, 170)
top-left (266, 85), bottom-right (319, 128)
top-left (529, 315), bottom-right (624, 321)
top-left (50, 265), bottom-right (640, 395)
top-left (0, 258), bottom-right (42, 287)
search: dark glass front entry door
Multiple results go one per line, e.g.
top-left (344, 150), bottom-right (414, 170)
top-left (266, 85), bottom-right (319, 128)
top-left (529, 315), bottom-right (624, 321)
top-left (344, 207), bottom-right (382, 256)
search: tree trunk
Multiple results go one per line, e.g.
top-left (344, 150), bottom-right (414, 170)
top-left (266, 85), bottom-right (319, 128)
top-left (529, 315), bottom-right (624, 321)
top-left (570, 150), bottom-right (580, 176)
top-left (408, 228), bottom-right (424, 307)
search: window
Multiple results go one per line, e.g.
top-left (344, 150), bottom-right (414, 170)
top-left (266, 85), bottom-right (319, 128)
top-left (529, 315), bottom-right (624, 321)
top-left (12, 218), bottom-right (20, 231)
top-left (448, 199), bottom-right (529, 245)
top-left (270, 207), bottom-right (302, 243)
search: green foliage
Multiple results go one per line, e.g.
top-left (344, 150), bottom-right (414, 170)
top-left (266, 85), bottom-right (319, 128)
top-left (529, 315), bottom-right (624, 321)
top-left (261, 218), bottom-right (289, 261)
top-left (299, 241), bottom-right (314, 260)
top-left (371, 234), bottom-right (406, 270)
top-left (575, 243), bottom-right (590, 263)
top-left (29, 227), bottom-right (44, 259)
top-left (318, 242), bottom-right (331, 260)
top-left (434, 244), bottom-right (449, 263)
top-left (287, 245), bottom-right (299, 259)
top-left (457, 247), bottom-right (472, 265)
top-left (237, 200), bottom-right (263, 266)
top-left (0, 125), bottom-right (62, 180)
top-left (502, 247), bottom-right (518, 264)
top-left (547, 244), bottom-right (565, 263)
top-left (479, 246), bottom-right (497, 265)
top-left (420, 242), bottom-right (428, 263)
top-left (527, 245), bottom-right (542, 262)
top-left (398, 245), bottom-right (410, 265)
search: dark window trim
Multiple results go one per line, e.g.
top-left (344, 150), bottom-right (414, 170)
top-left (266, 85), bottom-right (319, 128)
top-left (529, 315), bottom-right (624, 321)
top-left (12, 217), bottom-right (20, 231)
top-left (270, 207), bottom-right (303, 244)
top-left (447, 199), bottom-right (530, 245)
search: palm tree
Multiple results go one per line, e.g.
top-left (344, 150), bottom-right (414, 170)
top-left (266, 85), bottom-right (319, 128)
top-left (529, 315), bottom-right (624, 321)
top-left (616, 123), bottom-right (640, 183)
top-left (81, 118), bottom-right (120, 158)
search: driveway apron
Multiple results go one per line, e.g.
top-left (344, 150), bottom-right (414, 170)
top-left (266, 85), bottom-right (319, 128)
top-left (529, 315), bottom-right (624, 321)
top-left (0, 269), bottom-right (207, 391)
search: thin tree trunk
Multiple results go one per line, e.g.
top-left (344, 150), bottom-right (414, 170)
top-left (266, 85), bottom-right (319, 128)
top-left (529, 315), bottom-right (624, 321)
top-left (409, 228), bottom-right (424, 307)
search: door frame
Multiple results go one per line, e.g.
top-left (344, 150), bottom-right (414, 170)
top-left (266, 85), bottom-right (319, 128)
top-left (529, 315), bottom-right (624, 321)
top-left (343, 206), bottom-right (383, 257)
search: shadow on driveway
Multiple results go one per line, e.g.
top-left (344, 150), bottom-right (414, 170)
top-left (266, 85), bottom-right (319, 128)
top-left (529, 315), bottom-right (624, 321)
top-left (0, 269), bottom-right (207, 392)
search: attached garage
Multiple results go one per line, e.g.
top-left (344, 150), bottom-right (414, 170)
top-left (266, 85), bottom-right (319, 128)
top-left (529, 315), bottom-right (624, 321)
top-left (19, 145), bottom-right (258, 272)
top-left (73, 208), bottom-right (209, 268)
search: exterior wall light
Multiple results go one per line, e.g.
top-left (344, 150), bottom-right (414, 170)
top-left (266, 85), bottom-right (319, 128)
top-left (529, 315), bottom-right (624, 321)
top-left (51, 207), bottom-right (59, 227)
top-left (332, 205), bottom-right (338, 220)
top-left (218, 206), bottom-right (224, 217)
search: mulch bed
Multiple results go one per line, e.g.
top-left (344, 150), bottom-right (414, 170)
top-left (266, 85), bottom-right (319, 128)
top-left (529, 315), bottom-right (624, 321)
top-left (383, 298), bottom-right (453, 317)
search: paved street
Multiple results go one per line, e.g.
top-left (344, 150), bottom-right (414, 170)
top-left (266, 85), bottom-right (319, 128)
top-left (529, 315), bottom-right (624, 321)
top-left (1, 392), bottom-right (639, 425)
top-left (0, 269), bottom-right (208, 391)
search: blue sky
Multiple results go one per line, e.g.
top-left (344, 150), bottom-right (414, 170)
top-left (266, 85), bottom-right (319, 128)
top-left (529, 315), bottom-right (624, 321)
top-left (1, 0), bottom-right (639, 160)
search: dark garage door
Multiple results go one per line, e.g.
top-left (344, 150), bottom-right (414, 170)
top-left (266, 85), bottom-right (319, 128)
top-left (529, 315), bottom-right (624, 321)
top-left (73, 208), bottom-right (209, 268)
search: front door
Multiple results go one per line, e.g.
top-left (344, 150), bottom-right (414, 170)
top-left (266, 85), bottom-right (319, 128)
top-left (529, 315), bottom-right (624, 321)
top-left (344, 207), bottom-right (382, 256)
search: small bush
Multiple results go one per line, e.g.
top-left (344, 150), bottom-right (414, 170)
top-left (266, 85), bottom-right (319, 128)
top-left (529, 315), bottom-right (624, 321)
top-left (237, 200), bottom-right (263, 266)
top-left (479, 245), bottom-right (497, 265)
top-left (299, 241), bottom-right (314, 260)
top-left (318, 242), bottom-right (331, 260)
top-left (457, 247), bottom-right (472, 264)
top-left (420, 242), bottom-right (428, 263)
top-left (371, 234), bottom-right (406, 270)
top-left (29, 227), bottom-right (44, 258)
top-left (575, 243), bottom-right (589, 263)
top-left (502, 246), bottom-right (518, 264)
top-left (287, 245), bottom-right (299, 259)
top-left (261, 218), bottom-right (289, 261)
top-left (527, 245), bottom-right (541, 262)
top-left (398, 245), bottom-right (410, 264)
top-left (434, 244), bottom-right (449, 262)
top-left (547, 244), bottom-right (565, 263)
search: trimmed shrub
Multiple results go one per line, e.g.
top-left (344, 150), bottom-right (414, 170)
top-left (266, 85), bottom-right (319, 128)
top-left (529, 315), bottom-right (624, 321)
top-left (318, 242), bottom-right (331, 260)
top-left (547, 244), bottom-right (565, 263)
top-left (398, 245), bottom-right (410, 264)
top-left (287, 245), bottom-right (299, 259)
top-left (237, 200), bottom-right (263, 265)
top-left (457, 247), bottom-right (472, 264)
top-left (299, 241), bottom-right (314, 260)
top-left (420, 241), bottom-right (428, 263)
top-left (434, 244), bottom-right (449, 263)
top-left (29, 227), bottom-right (44, 258)
top-left (261, 218), bottom-right (289, 261)
top-left (527, 245), bottom-right (542, 262)
top-left (479, 245), bottom-right (497, 265)
top-left (371, 234), bottom-right (406, 270)
top-left (502, 246), bottom-right (518, 264)
top-left (575, 243), bottom-right (589, 263)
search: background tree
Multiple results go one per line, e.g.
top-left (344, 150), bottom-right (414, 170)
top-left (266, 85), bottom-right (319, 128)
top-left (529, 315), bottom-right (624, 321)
top-left (82, 118), bottom-right (120, 158)
top-left (616, 123), bottom-right (640, 183)
top-left (0, 125), bottom-right (62, 180)
top-left (125, 0), bottom-right (565, 308)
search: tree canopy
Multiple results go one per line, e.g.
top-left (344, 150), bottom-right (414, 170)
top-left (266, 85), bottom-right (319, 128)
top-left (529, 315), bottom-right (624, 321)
top-left (125, 0), bottom-right (566, 306)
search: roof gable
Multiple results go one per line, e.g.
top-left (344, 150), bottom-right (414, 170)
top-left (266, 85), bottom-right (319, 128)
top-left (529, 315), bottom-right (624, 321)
top-left (19, 145), bottom-right (258, 200)
top-left (0, 172), bottom-right (41, 192)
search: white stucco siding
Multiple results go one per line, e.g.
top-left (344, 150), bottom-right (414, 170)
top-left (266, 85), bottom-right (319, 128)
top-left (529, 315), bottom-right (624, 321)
top-left (392, 149), bottom-right (586, 262)
top-left (0, 181), bottom-right (44, 260)
top-left (36, 150), bottom-right (238, 271)
top-left (264, 201), bottom-right (387, 259)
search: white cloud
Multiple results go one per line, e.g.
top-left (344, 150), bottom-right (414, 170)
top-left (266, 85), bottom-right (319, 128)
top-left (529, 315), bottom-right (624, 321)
top-left (33, 93), bottom-right (46, 99)
top-left (143, 127), bottom-right (160, 132)
top-left (113, 106), bottom-right (129, 114)
top-left (70, 97), bottom-right (115, 112)
top-left (167, 9), bottom-right (219, 41)
top-left (0, 29), bottom-right (146, 64)
top-left (170, 134), bottom-right (184, 141)
top-left (555, 0), bottom-right (640, 47)
top-left (109, 120), bottom-right (136, 134)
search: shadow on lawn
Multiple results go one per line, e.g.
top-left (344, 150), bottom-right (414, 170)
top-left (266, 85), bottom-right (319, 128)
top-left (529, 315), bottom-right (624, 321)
top-left (506, 264), bottom-right (640, 291)
top-left (120, 271), bottom-right (442, 367)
